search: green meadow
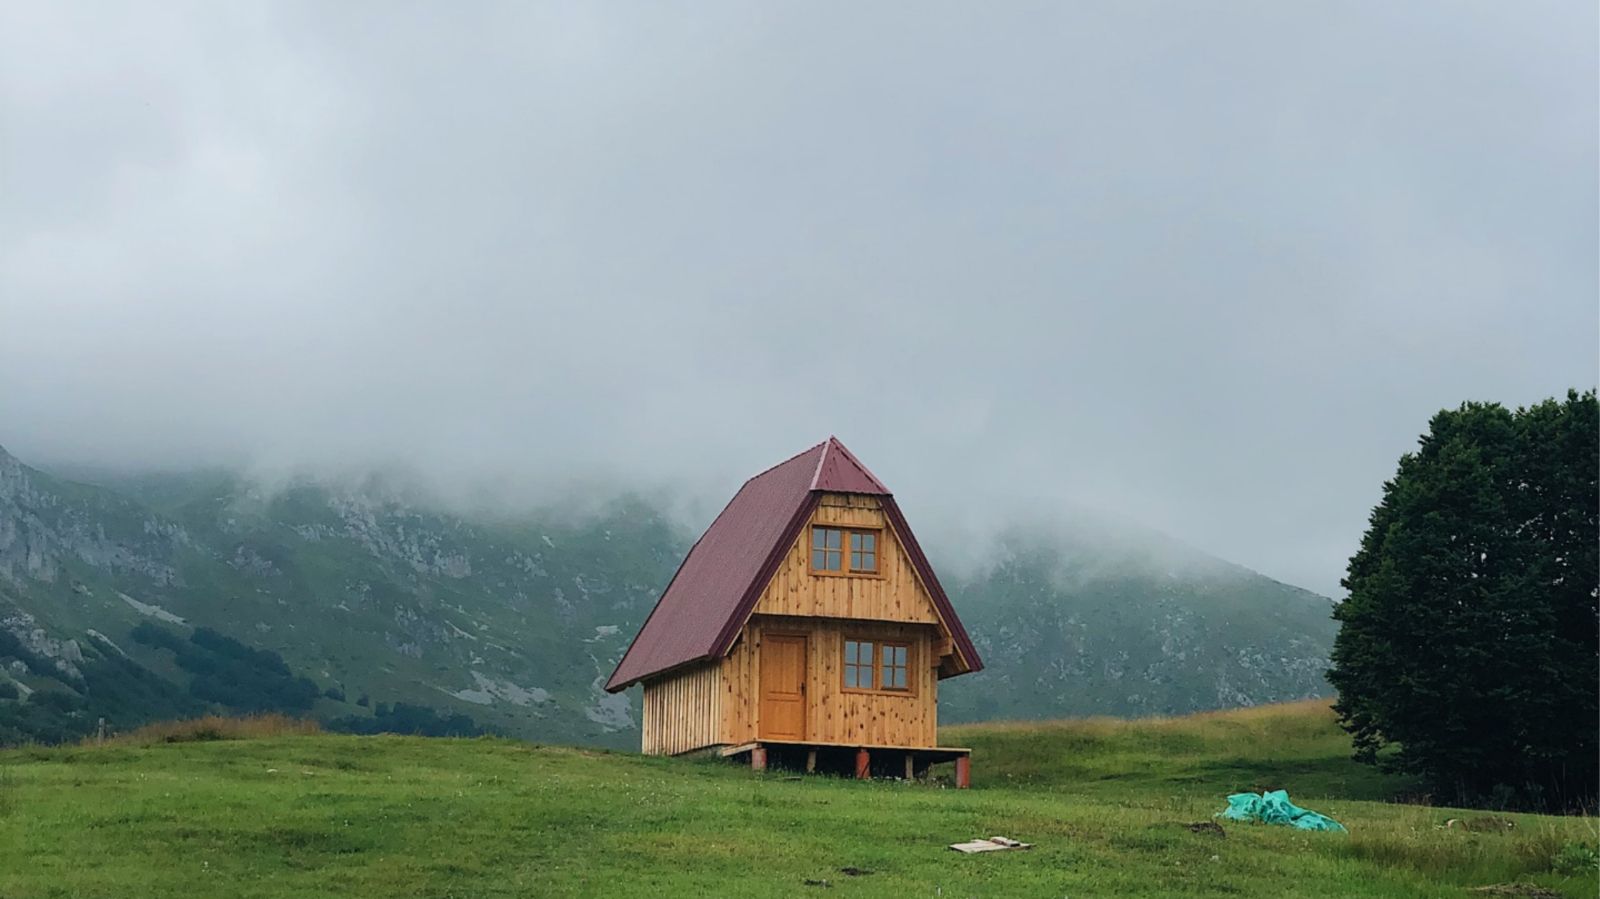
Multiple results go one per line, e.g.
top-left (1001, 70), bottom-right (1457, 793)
top-left (2, 702), bottom-right (1593, 898)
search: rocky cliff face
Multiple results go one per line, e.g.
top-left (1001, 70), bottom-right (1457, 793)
top-left (0, 444), bottom-right (1336, 746)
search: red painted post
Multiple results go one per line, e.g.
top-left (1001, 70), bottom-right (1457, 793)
top-left (751, 746), bottom-right (767, 772)
top-left (955, 755), bottom-right (971, 789)
top-left (855, 748), bottom-right (871, 780)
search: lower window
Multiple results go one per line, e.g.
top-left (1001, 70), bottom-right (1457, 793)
top-left (842, 638), bottom-right (912, 693)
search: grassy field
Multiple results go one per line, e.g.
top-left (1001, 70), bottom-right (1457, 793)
top-left (1, 702), bottom-right (1594, 898)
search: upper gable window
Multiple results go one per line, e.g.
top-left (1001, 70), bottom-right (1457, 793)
top-left (850, 531), bottom-right (877, 573)
top-left (812, 527), bottom-right (843, 571)
top-left (811, 526), bottom-right (879, 575)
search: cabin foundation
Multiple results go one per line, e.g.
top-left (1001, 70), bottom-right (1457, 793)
top-left (722, 740), bottom-right (971, 787)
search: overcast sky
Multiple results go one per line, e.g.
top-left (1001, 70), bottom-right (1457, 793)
top-left (1, 2), bottom-right (1594, 596)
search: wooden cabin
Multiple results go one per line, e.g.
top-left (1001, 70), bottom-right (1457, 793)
top-left (605, 438), bottom-right (982, 785)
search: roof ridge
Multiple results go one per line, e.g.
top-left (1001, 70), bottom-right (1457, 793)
top-left (806, 436), bottom-right (833, 491)
top-left (747, 439), bottom-right (827, 485)
top-left (811, 436), bottom-right (890, 494)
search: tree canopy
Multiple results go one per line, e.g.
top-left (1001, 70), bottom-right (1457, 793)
top-left (1329, 390), bottom-right (1598, 809)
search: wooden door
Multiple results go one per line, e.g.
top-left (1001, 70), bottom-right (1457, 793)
top-left (759, 634), bottom-right (807, 740)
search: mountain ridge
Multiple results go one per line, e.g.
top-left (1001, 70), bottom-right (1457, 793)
top-left (0, 443), bottom-right (1336, 745)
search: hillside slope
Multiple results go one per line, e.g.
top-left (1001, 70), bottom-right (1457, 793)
top-left (2, 703), bottom-right (1593, 898)
top-left (2, 445), bottom-right (1337, 745)
top-left (943, 524), bottom-right (1337, 722)
top-left (0, 446), bottom-right (681, 745)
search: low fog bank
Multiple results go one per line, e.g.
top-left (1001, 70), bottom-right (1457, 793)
top-left (32, 447), bottom-right (1336, 597)
top-left (5, 2), bottom-right (1594, 599)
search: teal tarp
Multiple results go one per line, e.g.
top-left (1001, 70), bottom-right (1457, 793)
top-left (1217, 790), bottom-right (1347, 833)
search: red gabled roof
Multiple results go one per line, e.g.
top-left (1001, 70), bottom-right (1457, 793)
top-left (605, 437), bottom-right (982, 692)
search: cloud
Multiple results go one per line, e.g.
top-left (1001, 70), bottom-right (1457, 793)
top-left (1, 1), bottom-right (1594, 596)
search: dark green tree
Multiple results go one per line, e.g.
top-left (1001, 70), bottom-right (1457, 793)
top-left (1329, 390), bottom-right (1598, 809)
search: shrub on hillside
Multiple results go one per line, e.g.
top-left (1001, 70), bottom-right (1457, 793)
top-left (129, 621), bottom-right (187, 653)
top-left (1330, 391), bottom-right (1598, 810)
top-left (0, 647), bottom-right (206, 747)
top-left (104, 714), bottom-right (321, 746)
top-left (0, 701), bottom-right (82, 745)
top-left (189, 628), bottom-right (292, 676)
top-left (28, 690), bottom-right (84, 713)
top-left (79, 653), bottom-right (204, 728)
top-left (127, 622), bottom-right (320, 715)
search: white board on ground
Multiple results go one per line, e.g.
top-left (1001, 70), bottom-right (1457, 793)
top-left (948, 836), bottom-right (1033, 854)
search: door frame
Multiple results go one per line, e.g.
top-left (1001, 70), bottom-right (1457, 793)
top-left (758, 631), bottom-right (808, 740)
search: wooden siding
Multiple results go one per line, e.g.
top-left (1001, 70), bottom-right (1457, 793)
top-left (641, 663), bottom-right (722, 756)
top-left (719, 615), bottom-right (938, 748)
top-left (753, 494), bottom-right (941, 624)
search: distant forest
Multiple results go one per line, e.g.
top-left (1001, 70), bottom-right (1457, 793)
top-left (0, 622), bottom-right (486, 745)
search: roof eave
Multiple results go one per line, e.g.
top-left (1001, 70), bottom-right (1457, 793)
top-left (605, 654), bottom-right (716, 692)
top-left (708, 491), bottom-right (823, 657)
top-left (880, 496), bottom-right (984, 675)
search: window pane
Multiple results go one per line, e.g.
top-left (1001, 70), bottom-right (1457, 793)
top-left (859, 642), bottom-right (873, 664)
top-left (844, 666), bottom-right (859, 688)
top-left (860, 533), bottom-right (875, 552)
top-left (845, 641), bottom-right (859, 664)
top-left (828, 529), bottom-right (842, 549)
top-left (878, 644), bottom-right (908, 690)
top-left (813, 528), bottom-right (827, 549)
top-left (813, 549), bottom-right (827, 569)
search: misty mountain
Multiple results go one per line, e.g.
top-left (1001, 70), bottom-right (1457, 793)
top-left (941, 525), bottom-right (1336, 723)
top-left (0, 444), bottom-right (1335, 746)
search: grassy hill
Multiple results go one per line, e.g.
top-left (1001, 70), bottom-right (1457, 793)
top-left (945, 700), bottom-right (1400, 802)
top-left (2, 702), bottom-right (1593, 898)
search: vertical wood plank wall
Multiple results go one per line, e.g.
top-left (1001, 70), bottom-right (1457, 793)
top-left (641, 663), bottom-right (721, 755)
top-left (753, 494), bottom-right (942, 625)
top-left (642, 492), bottom-right (956, 753)
top-left (719, 615), bottom-right (939, 747)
